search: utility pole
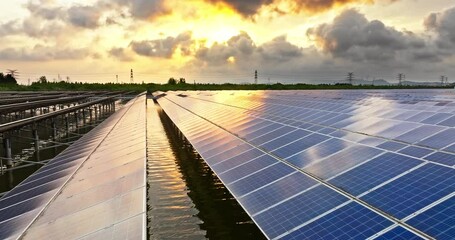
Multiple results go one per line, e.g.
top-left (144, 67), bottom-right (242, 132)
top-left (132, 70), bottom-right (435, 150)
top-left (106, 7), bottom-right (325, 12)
top-left (130, 69), bottom-right (134, 84)
top-left (254, 70), bottom-right (258, 84)
top-left (398, 73), bottom-right (405, 86)
top-left (347, 72), bottom-right (354, 85)
top-left (116, 75), bottom-right (119, 84)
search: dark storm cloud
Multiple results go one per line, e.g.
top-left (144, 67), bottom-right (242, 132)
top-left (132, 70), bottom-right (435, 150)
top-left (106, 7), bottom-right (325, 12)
top-left (130, 31), bottom-right (194, 58)
top-left (424, 6), bottom-right (455, 49)
top-left (307, 9), bottom-right (426, 62)
top-left (205, 0), bottom-right (273, 16)
top-left (204, 0), bottom-right (388, 16)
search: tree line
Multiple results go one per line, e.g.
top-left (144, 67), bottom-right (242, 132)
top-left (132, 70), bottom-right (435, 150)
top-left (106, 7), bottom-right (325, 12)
top-left (0, 73), bottom-right (17, 84)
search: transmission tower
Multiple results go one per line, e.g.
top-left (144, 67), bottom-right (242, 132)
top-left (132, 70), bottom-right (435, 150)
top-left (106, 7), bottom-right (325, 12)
top-left (397, 73), bottom-right (405, 86)
top-left (6, 69), bottom-right (19, 79)
top-left (347, 72), bottom-right (354, 85)
top-left (130, 69), bottom-right (134, 83)
top-left (254, 70), bottom-right (258, 84)
top-left (441, 75), bottom-right (446, 86)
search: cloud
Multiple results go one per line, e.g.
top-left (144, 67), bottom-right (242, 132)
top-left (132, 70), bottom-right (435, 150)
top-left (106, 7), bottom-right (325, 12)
top-left (307, 9), bottom-right (427, 63)
top-left (0, 45), bottom-right (90, 61)
top-left (189, 32), bottom-right (317, 75)
top-left (205, 0), bottom-right (272, 16)
top-left (110, 0), bottom-right (169, 20)
top-left (0, 21), bottom-right (21, 36)
top-left (424, 6), bottom-right (455, 49)
top-left (129, 31), bottom-right (194, 58)
top-left (204, 0), bottom-right (393, 16)
top-left (109, 47), bottom-right (134, 61)
top-left (25, 1), bottom-right (66, 20)
top-left (68, 6), bottom-right (102, 29)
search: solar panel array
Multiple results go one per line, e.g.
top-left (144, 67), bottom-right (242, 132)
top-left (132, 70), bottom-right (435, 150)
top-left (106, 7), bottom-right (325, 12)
top-left (0, 94), bottom-right (146, 239)
top-left (157, 89), bottom-right (455, 240)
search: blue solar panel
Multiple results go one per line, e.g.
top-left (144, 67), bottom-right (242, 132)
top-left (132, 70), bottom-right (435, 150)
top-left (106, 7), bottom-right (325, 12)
top-left (282, 202), bottom-right (392, 240)
top-left (319, 114), bottom-right (353, 126)
top-left (421, 112), bottom-right (453, 124)
top-left (238, 172), bottom-right (318, 215)
top-left (211, 148), bottom-right (264, 173)
top-left (417, 128), bottom-right (455, 149)
top-left (398, 146), bottom-right (433, 158)
top-left (405, 111), bottom-right (436, 123)
top-left (241, 123), bottom-right (284, 140)
top-left (158, 90), bottom-right (455, 240)
top-left (377, 141), bottom-right (407, 151)
top-left (443, 143), bottom-right (455, 153)
top-left (271, 133), bottom-right (329, 159)
top-left (394, 125), bottom-right (445, 144)
top-left (260, 129), bottom-right (312, 151)
top-left (318, 127), bottom-right (337, 134)
top-left (424, 152), bottom-right (455, 166)
top-left (406, 196), bottom-right (455, 239)
top-left (227, 162), bottom-right (296, 197)
top-left (329, 153), bottom-right (423, 196)
top-left (286, 138), bottom-right (351, 168)
top-left (361, 164), bottom-right (455, 219)
top-left (253, 185), bottom-right (348, 239)
top-left (304, 145), bottom-right (384, 179)
top-left (438, 115), bottom-right (455, 127)
top-left (205, 143), bottom-right (252, 165)
top-left (248, 125), bottom-right (296, 145)
top-left (374, 226), bottom-right (424, 240)
top-left (219, 154), bottom-right (277, 184)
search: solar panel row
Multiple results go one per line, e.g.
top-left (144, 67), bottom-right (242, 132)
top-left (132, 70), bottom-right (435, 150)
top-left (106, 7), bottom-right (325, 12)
top-left (0, 94), bottom-right (146, 239)
top-left (157, 90), bottom-right (455, 240)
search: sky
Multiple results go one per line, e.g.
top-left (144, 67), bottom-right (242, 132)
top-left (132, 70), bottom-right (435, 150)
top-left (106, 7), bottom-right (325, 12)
top-left (0, 0), bottom-right (454, 84)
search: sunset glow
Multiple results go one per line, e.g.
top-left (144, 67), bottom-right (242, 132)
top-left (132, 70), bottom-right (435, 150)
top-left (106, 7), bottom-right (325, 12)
top-left (0, 0), bottom-right (454, 84)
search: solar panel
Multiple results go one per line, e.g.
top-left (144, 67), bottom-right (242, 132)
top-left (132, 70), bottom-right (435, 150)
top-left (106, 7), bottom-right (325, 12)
top-left (0, 94), bottom-right (146, 239)
top-left (158, 90), bottom-right (455, 239)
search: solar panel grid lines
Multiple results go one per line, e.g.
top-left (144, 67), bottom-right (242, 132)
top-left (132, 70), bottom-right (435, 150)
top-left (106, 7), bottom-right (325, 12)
top-left (159, 92), bottom-right (442, 240)
top-left (369, 225), bottom-right (425, 240)
top-left (334, 157), bottom-right (427, 198)
top-left (405, 195), bottom-right (455, 239)
top-left (401, 191), bottom-right (455, 222)
top-left (185, 92), bottom-right (455, 169)
top-left (170, 91), bottom-right (452, 216)
top-left (0, 94), bottom-right (147, 239)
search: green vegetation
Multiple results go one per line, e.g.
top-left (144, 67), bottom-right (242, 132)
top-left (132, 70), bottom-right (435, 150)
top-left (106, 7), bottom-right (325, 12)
top-left (0, 73), bottom-right (18, 85)
top-left (0, 80), bottom-right (453, 93)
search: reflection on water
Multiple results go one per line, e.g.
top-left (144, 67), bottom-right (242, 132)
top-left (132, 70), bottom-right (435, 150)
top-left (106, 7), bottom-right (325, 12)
top-left (147, 99), bottom-right (266, 240)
